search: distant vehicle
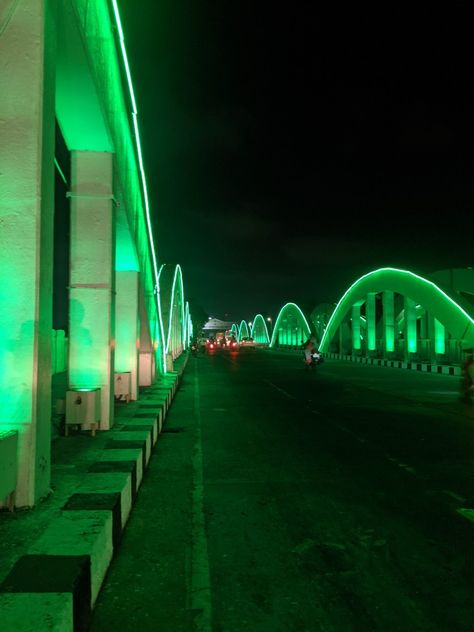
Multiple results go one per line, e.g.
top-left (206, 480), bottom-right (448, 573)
top-left (239, 337), bottom-right (255, 347)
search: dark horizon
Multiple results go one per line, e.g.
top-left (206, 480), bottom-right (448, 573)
top-left (116, 2), bottom-right (473, 321)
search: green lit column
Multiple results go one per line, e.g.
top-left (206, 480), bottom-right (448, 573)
top-left (428, 314), bottom-right (445, 363)
top-left (382, 291), bottom-right (395, 356)
top-left (68, 151), bottom-right (115, 429)
top-left (366, 293), bottom-right (376, 354)
top-left (115, 271), bottom-right (139, 400)
top-left (0, 0), bottom-right (56, 507)
top-left (404, 297), bottom-right (417, 361)
top-left (351, 305), bottom-right (361, 354)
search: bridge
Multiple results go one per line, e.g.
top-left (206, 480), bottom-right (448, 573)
top-left (2, 1), bottom-right (473, 509)
top-left (1, 2), bottom-right (474, 630)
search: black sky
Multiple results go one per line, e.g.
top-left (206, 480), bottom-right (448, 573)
top-left (117, 1), bottom-right (473, 322)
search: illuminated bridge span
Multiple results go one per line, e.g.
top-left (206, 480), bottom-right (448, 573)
top-left (253, 268), bottom-right (474, 367)
top-left (0, 1), bottom-right (191, 507)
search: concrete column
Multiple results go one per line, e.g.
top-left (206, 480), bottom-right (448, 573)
top-left (115, 271), bottom-right (140, 400)
top-left (366, 293), bottom-right (376, 353)
top-left (351, 305), bottom-right (361, 353)
top-left (0, 0), bottom-right (56, 506)
top-left (382, 291), bottom-right (395, 356)
top-left (68, 151), bottom-right (115, 429)
top-left (404, 297), bottom-right (417, 361)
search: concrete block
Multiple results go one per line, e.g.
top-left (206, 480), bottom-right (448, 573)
top-left (75, 472), bottom-right (132, 529)
top-left (28, 511), bottom-right (113, 606)
top-left (0, 592), bottom-right (73, 632)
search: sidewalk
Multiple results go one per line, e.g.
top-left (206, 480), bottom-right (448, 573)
top-left (0, 353), bottom-right (188, 632)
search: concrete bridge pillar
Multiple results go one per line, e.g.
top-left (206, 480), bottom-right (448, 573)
top-left (351, 305), bottom-right (361, 354)
top-left (382, 291), bottom-right (395, 357)
top-left (0, 0), bottom-right (57, 506)
top-left (366, 293), bottom-right (377, 353)
top-left (404, 297), bottom-right (417, 361)
top-left (68, 151), bottom-right (115, 429)
top-left (115, 271), bottom-right (140, 400)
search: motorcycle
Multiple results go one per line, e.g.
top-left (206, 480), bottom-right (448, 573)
top-left (303, 350), bottom-right (324, 369)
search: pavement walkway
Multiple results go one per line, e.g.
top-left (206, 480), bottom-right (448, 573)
top-left (0, 353), bottom-right (188, 632)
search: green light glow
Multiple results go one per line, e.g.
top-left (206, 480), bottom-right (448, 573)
top-left (250, 314), bottom-right (270, 344)
top-left (270, 303), bottom-right (311, 348)
top-left (367, 293), bottom-right (376, 351)
top-left (54, 157), bottom-right (67, 185)
top-left (111, 0), bottom-right (167, 372)
top-left (238, 320), bottom-right (249, 342)
top-left (434, 319), bottom-right (445, 354)
top-left (404, 297), bottom-right (417, 353)
top-left (319, 268), bottom-right (474, 353)
top-left (383, 291), bottom-right (395, 353)
top-left (162, 264), bottom-right (186, 356)
top-left (352, 305), bottom-right (361, 350)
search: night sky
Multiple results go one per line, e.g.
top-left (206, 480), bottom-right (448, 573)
top-left (117, 2), bottom-right (473, 323)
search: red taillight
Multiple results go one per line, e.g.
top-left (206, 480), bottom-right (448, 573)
top-left (210, 344), bottom-right (214, 349)
top-left (231, 342), bottom-right (236, 347)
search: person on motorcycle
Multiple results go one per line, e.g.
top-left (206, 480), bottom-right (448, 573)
top-left (302, 336), bottom-right (316, 368)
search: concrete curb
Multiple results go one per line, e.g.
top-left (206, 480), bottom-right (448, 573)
top-left (269, 347), bottom-right (461, 377)
top-left (325, 352), bottom-right (462, 376)
top-left (0, 356), bottom-right (188, 632)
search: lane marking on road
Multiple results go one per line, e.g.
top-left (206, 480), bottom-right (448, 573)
top-left (385, 454), bottom-right (416, 474)
top-left (444, 490), bottom-right (467, 503)
top-left (264, 380), bottom-right (296, 399)
top-left (188, 362), bottom-right (213, 632)
top-left (335, 424), bottom-right (368, 444)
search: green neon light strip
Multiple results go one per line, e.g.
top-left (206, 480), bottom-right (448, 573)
top-left (165, 264), bottom-right (186, 355)
top-left (111, 0), bottom-right (167, 372)
top-left (238, 320), bottom-right (250, 342)
top-left (54, 157), bottom-right (67, 185)
top-left (270, 303), bottom-right (311, 348)
top-left (250, 314), bottom-right (270, 343)
top-left (319, 267), bottom-right (474, 351)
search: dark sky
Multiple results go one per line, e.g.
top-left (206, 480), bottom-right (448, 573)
top-left (117, 2), bottom-right (473, 322)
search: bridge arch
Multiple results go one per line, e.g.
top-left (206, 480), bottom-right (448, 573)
top-left (158, 264), bottom-right (187, 363)
top-left (238, 320), bottom-right (250, 341)
top-left (250, 314), bottom-right (270, 344)
top-left (270, 303), bottom-right (312, 348)
top-left (319, 267), bottom-right (474, 364)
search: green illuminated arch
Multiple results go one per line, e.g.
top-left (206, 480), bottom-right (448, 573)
top-left (270, 303), bottom-right (311, 348)
top-left (184, 302), bottom-right (193, 348)
top-left (250, 314), bottom-right (270, 344)
top-left (158, 264), bottom-right (187, 360)
top-left (230, 323), bottom-right (239, 339)
top-left (238, 320), bottom-right (250, 342)
top-left (319, 268), bottom-right (474, 353)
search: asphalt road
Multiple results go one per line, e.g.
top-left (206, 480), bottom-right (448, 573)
top-left (90, 348), bottom-right (474, 632)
